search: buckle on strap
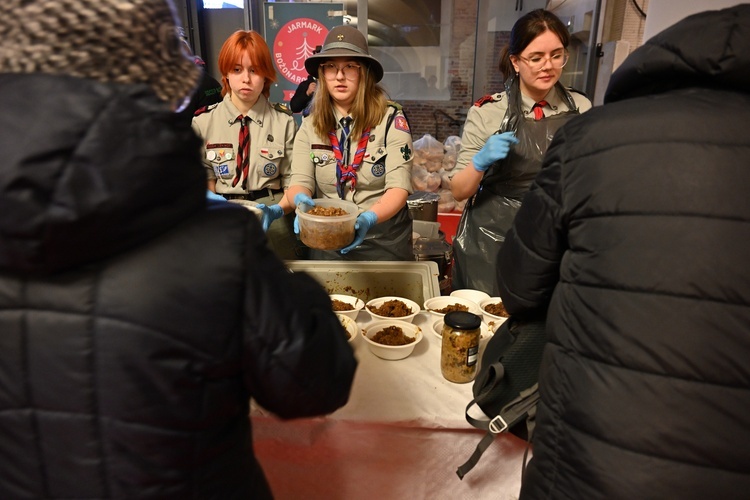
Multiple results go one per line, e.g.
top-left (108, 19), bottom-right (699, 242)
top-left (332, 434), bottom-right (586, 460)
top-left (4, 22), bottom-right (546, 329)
top-left (489, 415), bottom-right (508, 434)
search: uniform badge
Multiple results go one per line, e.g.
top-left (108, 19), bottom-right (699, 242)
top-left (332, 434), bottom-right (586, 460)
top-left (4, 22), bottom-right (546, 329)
top-left (225, 151), bottom-right (233, 160)
top-left (394, 116), bottom-right (410, 132)
top-left (371, 162), bottom-right (386, 177)
top-left (260, 148), bottom-right (269, 155)
top-left (215, 164), bottom-right (231, 178)
top-left (321, 153), bottom-right (329, 162)
top-left (400, 144), bottom-right (412, 161)
top-left (263, 163), bottom-right (278, 176)
top-left (206, 151), bottom-right (217, 161)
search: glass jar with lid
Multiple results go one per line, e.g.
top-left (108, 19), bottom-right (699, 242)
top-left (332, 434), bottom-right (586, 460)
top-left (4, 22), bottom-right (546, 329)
top-left (440, 311), bottom-right (482, 383)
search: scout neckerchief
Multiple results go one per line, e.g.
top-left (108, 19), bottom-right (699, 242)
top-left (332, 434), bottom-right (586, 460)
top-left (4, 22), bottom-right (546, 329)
top-left (328, 116), bottom-right (371, 199)
top-left (233, 115), bottom-right (250, 190)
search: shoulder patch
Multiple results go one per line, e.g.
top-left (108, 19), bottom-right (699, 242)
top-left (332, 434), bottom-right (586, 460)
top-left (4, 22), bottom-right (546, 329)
top-left (193, 102), bottom-right (219, 117)
top-left (394, 115), bottom-right (410, 132)
top-left (473, 93), bottom-right (503, 107)
top-left (387, 100), bottom-right (403, 111)
top-left (272, 102), bottom-right (293, 116)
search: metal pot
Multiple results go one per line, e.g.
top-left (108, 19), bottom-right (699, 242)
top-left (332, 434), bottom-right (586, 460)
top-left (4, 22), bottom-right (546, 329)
top-left (407, 191), bottom-right (440, 222)
top-left (413, 235), bottom-right (453, 294)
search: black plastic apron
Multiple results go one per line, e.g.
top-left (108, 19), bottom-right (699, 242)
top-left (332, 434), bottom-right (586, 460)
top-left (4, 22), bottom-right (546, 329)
top-left (452, 79), bottom-right (579, 295)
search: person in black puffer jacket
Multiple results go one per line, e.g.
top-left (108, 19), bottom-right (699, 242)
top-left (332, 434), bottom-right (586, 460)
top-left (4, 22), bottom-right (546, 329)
top-left (0, 1), bottom-right (357, 499)
top-left (497, 5), bottom-right (750, 499)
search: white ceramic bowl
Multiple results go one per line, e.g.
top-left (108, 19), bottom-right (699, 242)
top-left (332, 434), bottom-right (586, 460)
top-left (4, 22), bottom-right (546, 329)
top-left (330, 293), bottom-right (365, 320)
top-left (423, 295), bottom-right (482, 321)
top-left (431, 319), bottom-right (492, 343)
top-left (365, 296), bottom-right (420, 323)
top-left (227, 199), bottom-right (263, 219)
top-left (479, 297), bottom-right (510, 331)
top-left (337, 313), bottom-right (359, 343)
top-left (449, 289), bottom-right (491, 306)
top-left (362, 319), bottom-right (422, 360)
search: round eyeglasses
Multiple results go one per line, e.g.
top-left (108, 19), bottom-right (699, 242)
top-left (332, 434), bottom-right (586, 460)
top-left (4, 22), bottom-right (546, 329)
top-left (321, 63), bottom-right (361, 80)
top-left (517, 52), bottom-right (569, 72)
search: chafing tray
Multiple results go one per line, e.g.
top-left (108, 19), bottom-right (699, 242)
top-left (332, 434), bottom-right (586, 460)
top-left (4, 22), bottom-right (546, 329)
top-left (286, 260), bottom-right (441, 306)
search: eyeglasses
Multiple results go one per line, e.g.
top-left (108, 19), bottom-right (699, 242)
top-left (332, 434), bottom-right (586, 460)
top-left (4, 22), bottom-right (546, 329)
top-left (321, 63), bottom-right (361, 80)
top-left (517, 52), bottom-right (569, 72)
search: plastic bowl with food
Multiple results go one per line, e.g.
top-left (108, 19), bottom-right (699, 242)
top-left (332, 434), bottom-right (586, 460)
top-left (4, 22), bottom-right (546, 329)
top-left (431, 319), bottom-right (491, 343)
top-left (479, 297), bottom-right (510, 330)
top-left (337, 313), bottom-right (359, 343)
top-left (362, 319), bottom-right (422, 360)
top-left (449, 288), bottom-right (491, 306)
top-left (365, 296), bottom-right (420, 323)
top-left (296, 198), bottom-right (358, 250)
top-left (330, 293), bottom-right (365, 320)
top-left (423, 295), bottom-right (482, 321)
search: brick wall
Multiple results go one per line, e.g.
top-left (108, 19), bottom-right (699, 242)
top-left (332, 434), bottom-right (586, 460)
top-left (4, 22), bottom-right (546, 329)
top-left (398, 0), bottom-right (479, 143)
top-left (605, 0), bottom-right (649, 55)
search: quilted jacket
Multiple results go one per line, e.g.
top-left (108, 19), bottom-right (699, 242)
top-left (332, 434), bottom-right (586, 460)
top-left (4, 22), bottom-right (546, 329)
top-left (0, 73), bottom-right (356, 499)
top-left (497, 5), bottom-right (750, 499)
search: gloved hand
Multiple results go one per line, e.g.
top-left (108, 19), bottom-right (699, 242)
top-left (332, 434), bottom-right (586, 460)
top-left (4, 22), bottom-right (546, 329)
top-left (206, 190), bottom-right (226, 202)
top-left (256, 203), bottom-right (284, 232)
top-left (472, 132), bottom-right (519, 172)
top-left (293, 193), bottom-right (316, 234)
top-left (294, 192), bottom-right (315, 207)
top-left (340, 211), bottom-right (377, 255)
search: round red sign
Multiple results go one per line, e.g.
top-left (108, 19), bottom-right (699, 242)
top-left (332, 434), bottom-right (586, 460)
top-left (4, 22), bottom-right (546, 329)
top-left (273, 18), bottom-right (328, 84)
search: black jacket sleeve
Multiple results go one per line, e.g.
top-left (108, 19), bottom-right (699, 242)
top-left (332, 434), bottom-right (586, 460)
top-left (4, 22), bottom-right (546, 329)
top-left (240, 219), bottom-right (357, 419)
top-left (289, 76), bottom-right (315, 113)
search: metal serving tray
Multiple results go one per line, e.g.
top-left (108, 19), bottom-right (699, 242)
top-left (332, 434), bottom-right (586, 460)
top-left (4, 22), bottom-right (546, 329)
top-left (286, 260), bottom-right (441, 306)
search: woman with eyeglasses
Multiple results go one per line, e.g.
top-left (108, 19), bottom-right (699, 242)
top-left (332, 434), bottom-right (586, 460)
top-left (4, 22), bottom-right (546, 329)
top-left (275, 25), bottom-right (414, 260)
top-left (450, 9), bottom-right (592, 295)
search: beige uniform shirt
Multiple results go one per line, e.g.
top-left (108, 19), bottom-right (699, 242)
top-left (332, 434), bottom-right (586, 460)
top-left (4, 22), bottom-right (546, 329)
top-left (290, 105), bottom-right (413, 211)
top-left (454, 88), bottom-right (591, 172)
top-left (192, 94), bottom-right (296, 195)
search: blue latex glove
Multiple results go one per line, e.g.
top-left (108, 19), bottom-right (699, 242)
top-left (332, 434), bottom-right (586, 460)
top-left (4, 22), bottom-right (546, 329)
top-left (293, 193), bottom-right (316, 234)
top-left (256, 203), bottom-right (284, 232)
top-left (340, 210), bottom-right (377, 255)
top-left (472, 132), bottom-right (519, 172)
top-left (206, 190), bottom-right (226, 202)
top-left (294, 193), bottom-right (315, 207)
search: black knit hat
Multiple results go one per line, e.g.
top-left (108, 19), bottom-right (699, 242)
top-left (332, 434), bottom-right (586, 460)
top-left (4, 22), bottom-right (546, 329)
top-left (304, 25), bottom-right (384, 82)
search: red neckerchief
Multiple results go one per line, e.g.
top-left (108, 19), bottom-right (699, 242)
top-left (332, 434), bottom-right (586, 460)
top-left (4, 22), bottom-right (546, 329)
top-left (328, 124), bottom-right (371, 198)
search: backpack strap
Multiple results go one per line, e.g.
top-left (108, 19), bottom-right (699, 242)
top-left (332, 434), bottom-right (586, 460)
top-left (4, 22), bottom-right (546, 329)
top-left (456, 383), bottom-right (540, 480)
top-left (464, 361), bottom-right (505, 430)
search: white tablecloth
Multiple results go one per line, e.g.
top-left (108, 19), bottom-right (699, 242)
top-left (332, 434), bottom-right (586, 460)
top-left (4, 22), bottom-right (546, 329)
top-left (251, 311), bottom-right (529, 499)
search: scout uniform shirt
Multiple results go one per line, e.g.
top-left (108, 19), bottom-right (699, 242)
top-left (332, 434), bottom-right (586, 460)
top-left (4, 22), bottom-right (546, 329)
top-left (192, 94), bottom-right (296, 197)
top-left (290, 104), bottom-right (413, 211)
top-left (454, 87), bottom-right (591, 173)
top-left (450, 84), bottom-right (591, 295)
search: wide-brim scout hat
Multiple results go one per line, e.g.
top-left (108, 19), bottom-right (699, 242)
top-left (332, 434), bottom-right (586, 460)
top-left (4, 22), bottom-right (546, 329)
top-left (0, 0), bottom-right (201, 110)
top-left (305, 25), bottom-right (384, 82)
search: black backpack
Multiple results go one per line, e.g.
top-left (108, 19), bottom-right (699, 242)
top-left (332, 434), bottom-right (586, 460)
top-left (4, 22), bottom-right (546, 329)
top-left (456, 314), bottom-right (547, 479)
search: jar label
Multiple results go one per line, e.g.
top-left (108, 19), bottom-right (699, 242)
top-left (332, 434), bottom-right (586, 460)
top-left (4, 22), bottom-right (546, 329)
top-left (466, 345), bottom-right (479, 367)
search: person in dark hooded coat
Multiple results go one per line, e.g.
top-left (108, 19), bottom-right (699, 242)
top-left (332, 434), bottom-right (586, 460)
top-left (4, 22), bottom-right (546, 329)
top-left (0, 1), bottom-right (356, 498)
top-left (497, 5), bottom-right (750, 499)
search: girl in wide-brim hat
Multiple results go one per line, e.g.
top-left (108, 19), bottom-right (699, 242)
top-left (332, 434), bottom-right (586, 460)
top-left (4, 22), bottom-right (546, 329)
top-left (280, 25), bottom-right (416, 262)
